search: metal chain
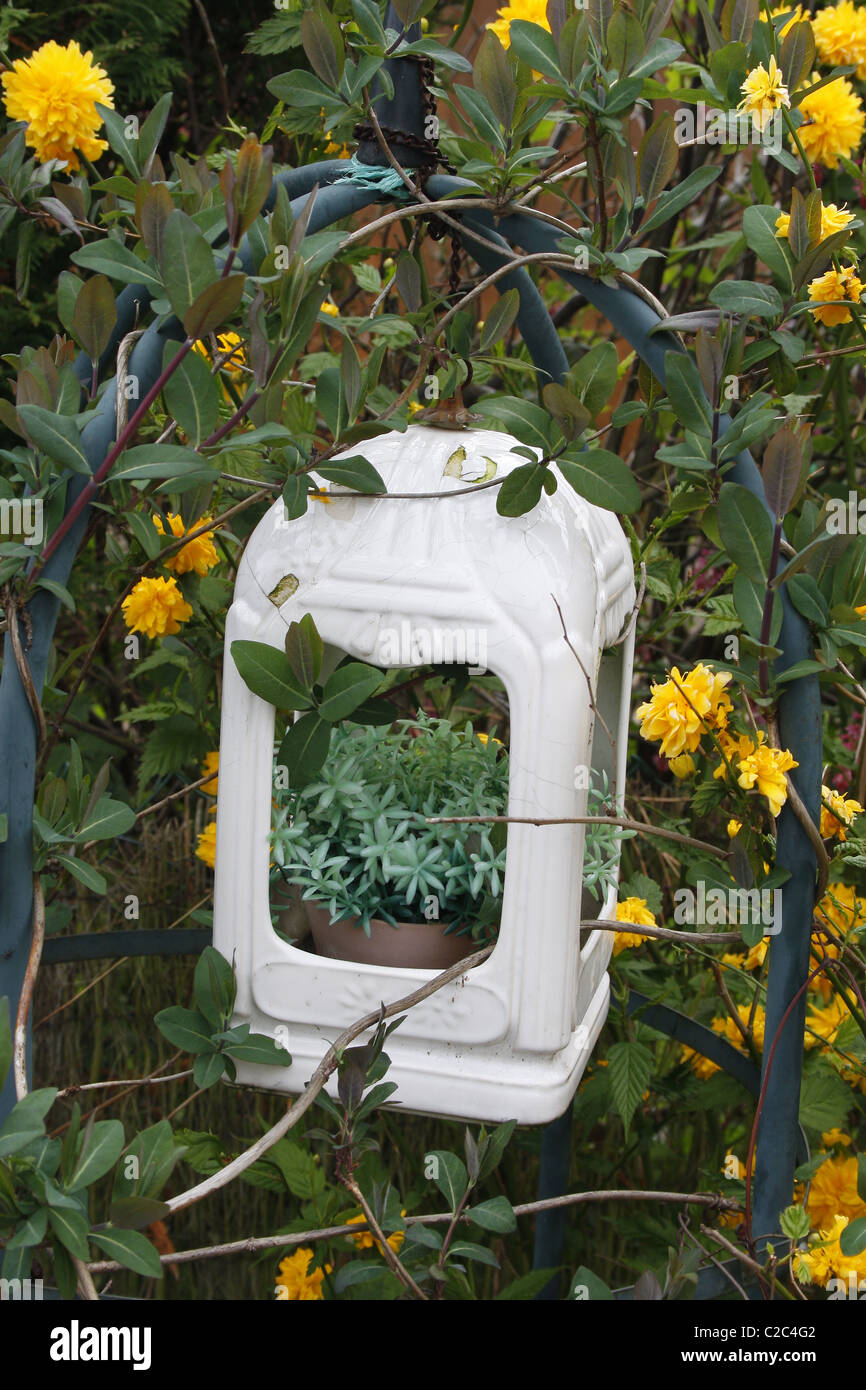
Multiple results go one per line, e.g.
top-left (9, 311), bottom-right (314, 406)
top-left (354, 58), bottom-right (463, 298)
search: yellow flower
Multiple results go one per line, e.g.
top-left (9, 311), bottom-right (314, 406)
top-left (201, 751), bottom-right (219, 796)
top-left (807, 264), bottom-right (865, 326)
top-left (738, 56), bottom-right (791, 132)
top-left (408, 401), bottom-right (425, 415)
top-left (153, 512), bottom-right (220, 577)
top-left (815, 882), bottom-right (866, 935)
top-left (346, 1210), bottom-right (406, 1256)
top-left (1, 39), bottom-right (114, 171)
top-left (635, 662), bottom-right (733, 759)
top-left (714, 729), bottom-right (764, 782)
top-left (820, 785), bottom-right (864, 841)
top-left (775, 201), bottom-right (855, 242)
top-left (681, 1003), bottom-right (767, 1078)
top-left (812, 0), bottom-right (866, 80)
top-left (795, 1214), bottom-right (849, 1286)
top-left (475, 732), bottom-right (503, 746)
top-left (736, 744), bottom-right (798, 817)
top-left (613, 896), bottom-right (656, 955)
top-left (668, 753), bottom-right (696, 779)
top-left (121, 576), bottom-right (193, 638)
top-left (807, 1155), bottom-right (866, 1229)
top-left (727, 818), bottom-right (742, 838)
top-left (723, 938), bottom-right (770, 972)
top-left (805, 993), bottom-right (849, 1048)
top-left (320, 301), bottom-right (340, 318)
top-left (821, 1128), bottom-right (853, 1149)
top-left (797, 74), bottom-right (866, 169)
top-left (487, 0), bottom-right (551, 48)
top-left (193, 330), bottom-right (245, 374)
top-left (274, 1247), bottom-right (331, 1300)
top-left (195, 821), bottom-right (216, 869)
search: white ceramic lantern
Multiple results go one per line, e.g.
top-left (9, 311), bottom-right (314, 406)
top-left (213, 425), bottom-right (636, 1123)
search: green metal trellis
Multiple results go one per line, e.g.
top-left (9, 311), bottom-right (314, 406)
top-left (0, 6), bottom-right (820, 1299)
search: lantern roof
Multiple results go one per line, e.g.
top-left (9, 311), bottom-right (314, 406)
top-left (240, 424), bottom-right (634, 653)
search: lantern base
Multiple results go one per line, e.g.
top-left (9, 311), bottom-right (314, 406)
top-left (223, 969), bottom-right (611, 1126)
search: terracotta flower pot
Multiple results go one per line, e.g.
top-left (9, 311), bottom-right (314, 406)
top-left (306, 903), bottom-right (478, 969)
top-left (270, 882), bottom-right (311, 944)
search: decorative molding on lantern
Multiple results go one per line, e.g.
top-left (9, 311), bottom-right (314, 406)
top-left (213, 425), bottom-right (636, 1124)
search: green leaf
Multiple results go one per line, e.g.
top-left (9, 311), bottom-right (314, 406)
top-left (193, 1051), bottom-right (226, 1089)
top-left (568, 341), bottom-right (619, 418)
top-left (75, 795), bottom-right (135, 841)
top-left (466, 1196), bottom-right (516, 1233)
top-left (154, 1005), bottom-right (217, 1055)
top-left (664, 352), bottom-right (712, 435)
top-left (108, 1195), bottom-right (171, 1230)
top-left (639, 165), bottom-right (721, 235)
top-left (114, 1120), bottom-right (185, 1199)
top-left (183, 275), bottom-right (246, 340)
top-left (606, 1039), bottom-right (652, 1136)
top-left (315, 455), bottom-right (386, 493)
top-left (71, 238), bottom-right (162, 293)
top-left (91, 1227), bottom-right (164, 1279)
top-left (507, 19), bottom-right (563, 80)
top-left (472, 395), bottom-right (554, 452)
top-left (112, 444), bottom-right (218, 487)
top-left (159, 209), bottom-right (217, 321)
top-left (301, 4), bottom-right (345, 87)
top-left (742, 205), bottom-right (794, 292)
top-left (17, 405), bottom-right (90, 475)
top-left (71, 274), bottom-right (118, 362)
top-left (798, 1062), bottom-right (852, 1130)
top-left (570, 1264), bottom-right (614, 1299)
top-left (34, 579), bottom-right (76, 612)
top-left (318, 663), bottom-right (383, 721)
top-left (495, 1267), bottom-right (559, 1299)
top-left (447, 1239), bottom-right (500, 1268)
top-left (476, 1119), bottom-right (517, 1183)
top-left (426, 1150), bottom-right (469, 1212)
top-left (285, 613), bottom-right (323, 689)
top-left (479, 288), bottom-right (521, 352)
top-left (762, 421), bottom-right (803, 520)
top-left (48, 1206), bottom-right (91, 1261)
top-left (7, 1207), bottom-right (48, 1250)
top-left (230, 640), bottom-right (314, 710)
top-left (717, 482), bottom-right (774, 581)
top-left (840, 1216), bottom-right (866, 1258)
top-left (193, 946), bottom-right (236, 1029)
top-left (67, 1119), bottom-right (125, 1191)
top-left (277, 712), bottom-right (331, 788)
top-left (638, 113), bottom-right (678, 204)
top-left (709, 281), bottom-right (783, 319)
top-left (224, 1032), bottom-right (293, 1067)
top-left (282, 475), bottom-right (309, 520)
top-left (53, 853), bottom-right (107, 896)
top-left (557, 451), bottom-right (641, 513)
top-left (496, 462), bottom-right (544, 517)
top-left (162, 342), bottom-right (220, 446)
top-left (474, 30), bottom-right (517, 130)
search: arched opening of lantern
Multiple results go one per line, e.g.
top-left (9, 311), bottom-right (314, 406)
top-left (213, 422), bottom-right (635, 1124)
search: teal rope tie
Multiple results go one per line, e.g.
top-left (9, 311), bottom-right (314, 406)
top-left (336, 154), bottom-right (413, 199)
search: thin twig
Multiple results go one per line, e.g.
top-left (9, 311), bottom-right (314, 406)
top-left (342, 1177), bottom-right (428, 1300)
top-left (163, 946), bottom-right (494, 1217)
top-left (427, 814), bottom-right (728, 859)
top-left (86, 1189), bottom-right (739, 1273)
top-left (13, 875), bottom-right (44, 1100)
top-left (552, 594), bottom-right (615, 757)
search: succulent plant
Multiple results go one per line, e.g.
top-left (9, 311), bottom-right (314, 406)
top-left (270, 713), bottom-right (625, 941)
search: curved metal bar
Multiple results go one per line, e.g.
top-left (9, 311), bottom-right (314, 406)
top-left (0, 178), bottom-right (384, 1120)
top-left (427, 176), bottom-right (820, 1254)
